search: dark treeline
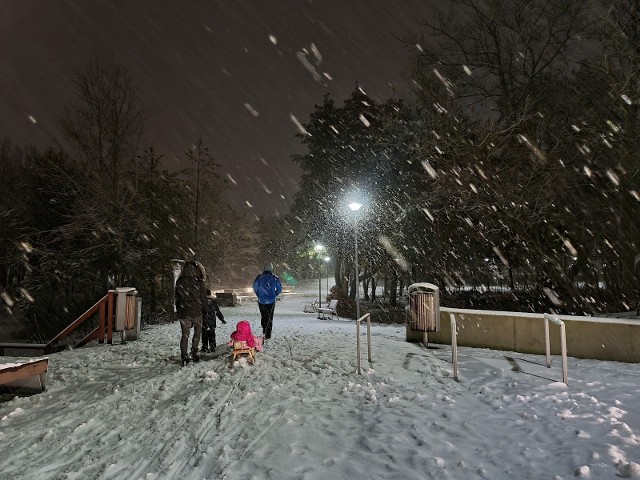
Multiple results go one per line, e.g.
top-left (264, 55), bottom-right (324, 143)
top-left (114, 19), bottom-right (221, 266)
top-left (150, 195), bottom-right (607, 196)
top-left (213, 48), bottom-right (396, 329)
top-left (280, 0), bottom-right (640, 316)
top-left (0, 59), bottom-right (264, 341)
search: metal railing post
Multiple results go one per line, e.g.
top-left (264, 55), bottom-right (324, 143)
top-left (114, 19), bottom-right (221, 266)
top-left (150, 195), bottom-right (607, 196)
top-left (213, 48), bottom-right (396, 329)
top-left (560, 323), bottom-right (568, 385)
top-left (543, 314), bottom-right (569, 386)
top-left (356, 313), bottom-right (372, 375)
top-left (544, 316), bottom-right (551, 367)
top-left (366, 314), bottom-right (372, 363)
top-left (450, 313), bottom-right (459, 381)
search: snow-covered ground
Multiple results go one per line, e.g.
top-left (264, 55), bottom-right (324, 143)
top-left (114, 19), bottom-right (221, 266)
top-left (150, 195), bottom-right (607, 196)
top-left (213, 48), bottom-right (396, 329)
top-left (1, 280), bottom-right (639, 480)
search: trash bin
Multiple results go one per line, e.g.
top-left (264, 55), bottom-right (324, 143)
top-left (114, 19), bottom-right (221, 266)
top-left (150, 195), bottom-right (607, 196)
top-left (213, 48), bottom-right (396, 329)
top-left (215, 291), bottom-right (236, 307)
top-left (406, 283), bottom-right (440, 344)
top-left (114, 287), bottom-right (140, 343)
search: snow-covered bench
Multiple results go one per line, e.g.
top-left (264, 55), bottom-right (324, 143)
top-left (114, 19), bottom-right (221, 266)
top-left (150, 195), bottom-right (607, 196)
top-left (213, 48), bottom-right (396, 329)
top-left (0, 357), bottom-right (49, 393)
top-left (303, 299), bottom-right (317, 313)
top-left (317, 299), bottom-right (339, 320)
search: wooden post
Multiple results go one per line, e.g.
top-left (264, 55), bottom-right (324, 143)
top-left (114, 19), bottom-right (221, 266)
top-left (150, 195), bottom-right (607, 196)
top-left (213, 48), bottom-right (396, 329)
top-left (98, 301), bottom-right (106, 344)
top-left (107, 291), bottom-right (114, 345)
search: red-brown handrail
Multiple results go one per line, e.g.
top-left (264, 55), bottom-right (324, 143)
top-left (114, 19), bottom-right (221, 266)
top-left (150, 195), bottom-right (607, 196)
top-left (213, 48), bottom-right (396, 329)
top-left (45, 291), bottom-right (115, 352)
top-left (0, 291), bottom-right (117, 356)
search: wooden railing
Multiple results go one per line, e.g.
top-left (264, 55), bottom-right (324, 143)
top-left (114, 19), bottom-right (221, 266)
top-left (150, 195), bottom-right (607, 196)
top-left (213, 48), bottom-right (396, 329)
top-left (0, 291), bottom-right (116, 356)
top-left (54, 290), bottom-right (116, 351)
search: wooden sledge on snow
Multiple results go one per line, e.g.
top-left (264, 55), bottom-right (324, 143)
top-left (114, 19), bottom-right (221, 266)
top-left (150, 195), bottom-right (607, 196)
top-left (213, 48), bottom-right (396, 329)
top-left (230, 341), bottom-right (256, 365)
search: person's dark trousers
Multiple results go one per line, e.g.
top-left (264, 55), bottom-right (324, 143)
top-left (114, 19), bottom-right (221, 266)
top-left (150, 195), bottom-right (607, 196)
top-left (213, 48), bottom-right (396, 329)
top-left (259, 302), bottom-right (276, 339)
top-left (202, 327), bottom-right (216, 350)
top-left (180, 315), bottom-right (202, 358)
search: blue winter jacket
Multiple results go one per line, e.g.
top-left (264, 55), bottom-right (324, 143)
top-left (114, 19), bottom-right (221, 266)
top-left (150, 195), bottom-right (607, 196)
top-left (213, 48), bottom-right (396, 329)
top-left (253, 271), bottom-right (283, 304)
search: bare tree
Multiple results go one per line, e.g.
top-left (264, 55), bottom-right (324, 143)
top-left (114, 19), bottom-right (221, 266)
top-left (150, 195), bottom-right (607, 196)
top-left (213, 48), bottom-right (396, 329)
top-left (61, 57), bottom-right (144, 197)
top-left (403, 0), bottom-right (625, 312)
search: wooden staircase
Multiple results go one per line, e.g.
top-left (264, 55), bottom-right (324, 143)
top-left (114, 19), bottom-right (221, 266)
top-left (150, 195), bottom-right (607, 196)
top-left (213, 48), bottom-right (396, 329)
top-left (0, 291), bottom-right (118, 357)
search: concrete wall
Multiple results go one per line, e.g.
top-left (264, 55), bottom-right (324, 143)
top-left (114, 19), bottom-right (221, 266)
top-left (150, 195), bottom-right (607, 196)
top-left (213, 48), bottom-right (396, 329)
top-left (414, 307), bottom-right (640, 363)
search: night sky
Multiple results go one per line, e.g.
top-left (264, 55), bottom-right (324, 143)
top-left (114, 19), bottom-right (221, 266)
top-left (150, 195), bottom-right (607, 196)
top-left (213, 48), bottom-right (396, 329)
top-left (1, 0), bottom-right (441, 216)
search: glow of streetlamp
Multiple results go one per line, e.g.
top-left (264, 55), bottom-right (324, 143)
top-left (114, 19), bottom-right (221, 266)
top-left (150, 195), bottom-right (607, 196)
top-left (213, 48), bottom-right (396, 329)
top-left (348, 202), bottom-right (362, 212)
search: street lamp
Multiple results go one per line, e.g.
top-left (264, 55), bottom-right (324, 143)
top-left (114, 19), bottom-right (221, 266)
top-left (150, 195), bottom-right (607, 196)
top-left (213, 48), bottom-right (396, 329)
top-left (348, 202), bottom-right (362, 320)
top-left (314, 244), bottom-right (324, 308)
top-left (324, 256), bottom-right (330, 301)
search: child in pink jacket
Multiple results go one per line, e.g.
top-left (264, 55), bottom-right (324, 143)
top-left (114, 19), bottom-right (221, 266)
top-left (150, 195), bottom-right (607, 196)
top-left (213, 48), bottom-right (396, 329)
top-left (228, 320), bottom-right (263, 352)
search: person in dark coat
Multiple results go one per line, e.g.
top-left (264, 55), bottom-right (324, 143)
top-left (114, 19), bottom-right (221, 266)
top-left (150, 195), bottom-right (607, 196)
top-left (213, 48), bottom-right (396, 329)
top-left (252, 262), bottom-right (283, 340)
top-left (202, 289), bottom-right (226, 352)
top-left (175, 261), bottom-right (207, 366)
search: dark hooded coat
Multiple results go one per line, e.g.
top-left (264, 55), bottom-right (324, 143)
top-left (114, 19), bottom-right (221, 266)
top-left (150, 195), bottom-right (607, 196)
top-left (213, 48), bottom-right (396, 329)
top-left (175, 261), bottom-right (207, 319)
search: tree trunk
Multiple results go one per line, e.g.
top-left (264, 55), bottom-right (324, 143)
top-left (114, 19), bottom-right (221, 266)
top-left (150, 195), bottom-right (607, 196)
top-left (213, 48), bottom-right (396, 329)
top-left (389, 270), bottom-right (398, 306)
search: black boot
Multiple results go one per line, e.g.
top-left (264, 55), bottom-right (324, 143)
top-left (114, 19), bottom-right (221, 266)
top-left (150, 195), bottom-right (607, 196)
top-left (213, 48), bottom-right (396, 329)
top-left (181, 355), bottom-right (190, 367)
top-left (192, 351), bottom-right (200, 363)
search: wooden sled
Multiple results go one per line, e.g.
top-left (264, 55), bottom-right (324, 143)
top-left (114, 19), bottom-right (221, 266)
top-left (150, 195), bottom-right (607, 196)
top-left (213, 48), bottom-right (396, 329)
top-left (230, 340), bottom-right (256, 364)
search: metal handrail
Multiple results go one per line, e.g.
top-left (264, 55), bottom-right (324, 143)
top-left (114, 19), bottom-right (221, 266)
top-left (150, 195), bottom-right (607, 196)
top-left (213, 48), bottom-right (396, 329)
top-left (543, 313), bottom-right (568, 385)
top-left (449, 314), bottom-right (459, 381)
top-left (356, 313), bottom-right (372, 375)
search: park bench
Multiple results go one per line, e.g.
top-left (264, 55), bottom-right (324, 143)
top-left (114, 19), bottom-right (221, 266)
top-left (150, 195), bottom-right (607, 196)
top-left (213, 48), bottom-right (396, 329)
top-left (0, 357), bottom-right (49, 393)
top-left (317, 299), bottom-right (339, 320)
top-left (303, 299), bottom-right (317, 313)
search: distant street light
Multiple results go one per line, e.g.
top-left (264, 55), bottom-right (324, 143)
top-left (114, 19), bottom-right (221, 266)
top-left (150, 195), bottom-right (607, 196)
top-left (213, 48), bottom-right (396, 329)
top-left (348, 202), bottom-right (362, 320)
top-left (314, 244), bottom-right (324, 308)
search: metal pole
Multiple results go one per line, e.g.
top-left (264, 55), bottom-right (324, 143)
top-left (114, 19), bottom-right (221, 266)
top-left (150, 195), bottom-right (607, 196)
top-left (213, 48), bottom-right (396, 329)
top-left (326, 264), bottom-right (329, 299)
top-left (348, 201), bottom-right (362, 321)
top-left (355, 224), bottom-right (360, 321)
top-left (450, 313), bottom-right (459, 382)
top-left (544, 316), bottom-right (551, 367)
top-left (318, 262), bottom-right (322, 309)
top-left (314, 245), bottom-right (325, 309)
top-left (366, 314), bottom-right (372, 363)
top-left (560, 323), bottom-right (568, 385)
top-left (356, 318), bottom-right (361, 374)
top-left (544, 313), bottom-right (569, 386)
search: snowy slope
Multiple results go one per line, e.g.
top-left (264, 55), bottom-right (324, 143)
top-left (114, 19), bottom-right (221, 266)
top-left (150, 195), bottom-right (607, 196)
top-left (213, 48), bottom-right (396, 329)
top-left (1, 281), bottom-right (639, 480)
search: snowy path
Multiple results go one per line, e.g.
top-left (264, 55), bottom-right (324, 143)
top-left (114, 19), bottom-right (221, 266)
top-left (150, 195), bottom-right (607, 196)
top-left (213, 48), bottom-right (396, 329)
top-left (1, 282), bottom-right (639, 479)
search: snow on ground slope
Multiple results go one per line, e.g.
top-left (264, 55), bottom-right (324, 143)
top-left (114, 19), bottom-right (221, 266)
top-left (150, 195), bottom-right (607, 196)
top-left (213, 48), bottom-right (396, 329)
top-left (1, 281), bottom-right (639, 480)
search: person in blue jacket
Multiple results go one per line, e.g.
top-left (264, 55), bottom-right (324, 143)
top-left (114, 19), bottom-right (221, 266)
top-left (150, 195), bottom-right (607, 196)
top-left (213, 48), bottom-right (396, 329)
top-left (252, 263), bottom-right (283, 340)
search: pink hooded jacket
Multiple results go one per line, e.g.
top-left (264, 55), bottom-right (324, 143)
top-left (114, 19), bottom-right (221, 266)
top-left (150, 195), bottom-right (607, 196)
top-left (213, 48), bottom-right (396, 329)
top-left (229, 320), bottom-right (263, 351)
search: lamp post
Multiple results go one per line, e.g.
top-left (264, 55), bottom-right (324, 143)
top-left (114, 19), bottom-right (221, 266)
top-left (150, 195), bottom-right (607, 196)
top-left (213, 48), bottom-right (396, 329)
top-left (348, 202), bottom-right (362, 320)
top-left (314, 244), bottom-right (324, 308)
top-left (324, 256), bottom-right (330, 300)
